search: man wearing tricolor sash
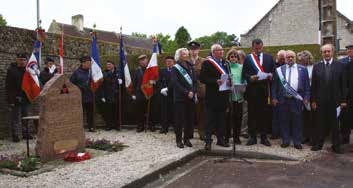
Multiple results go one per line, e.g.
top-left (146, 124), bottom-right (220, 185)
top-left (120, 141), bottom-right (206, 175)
top-left (200, 44), bottom-right (231, 151)
top-left (271, 50), bottom-right (310, 150)
top-left (242, 39), bottom-right (275, 146)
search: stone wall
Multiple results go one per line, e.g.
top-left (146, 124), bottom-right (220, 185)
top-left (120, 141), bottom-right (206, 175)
top-left (0, 26), bottom-right (150, 138)
top-left (337, 14), bottom-right (353, 50)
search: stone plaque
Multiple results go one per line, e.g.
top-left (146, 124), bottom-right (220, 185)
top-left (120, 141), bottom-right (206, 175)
top-left (35, 74), bottom-right (85, 162)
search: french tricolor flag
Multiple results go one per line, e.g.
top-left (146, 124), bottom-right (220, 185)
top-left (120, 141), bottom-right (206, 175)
top-left (22, 40), bottom-right (41, 102)
top-left (141, 40), bottom-right (160, 99)
top-left (90, 33), bottom-right (103, 92)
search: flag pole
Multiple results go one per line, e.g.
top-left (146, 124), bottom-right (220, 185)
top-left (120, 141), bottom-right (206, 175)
top-left (36, 0), bottom-right (42, 68)
top-left (145, 98), bottom-right (151, 132)
top-left (118, 26), bottom-right (123, 130)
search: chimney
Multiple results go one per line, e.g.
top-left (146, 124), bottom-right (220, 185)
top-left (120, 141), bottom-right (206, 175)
top-left (72, 14), bottom-right (84, 31)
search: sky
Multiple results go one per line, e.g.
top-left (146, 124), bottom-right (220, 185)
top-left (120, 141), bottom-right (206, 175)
top-left (1, 0), bottom-right (352, 39)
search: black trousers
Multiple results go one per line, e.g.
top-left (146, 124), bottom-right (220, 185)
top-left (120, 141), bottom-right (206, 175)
top-left (135, 99), bottom-right (147, 128)
top-left (82, 102), bottom-right (94, 129)
top-left (313, 102), bottom-right (340, 147)
top-left (247, 97), bottom-right (270, 138)
top-left (205, 106), bottom-right (226, 144)
top-left (101, 102), bottom-right (118, 129)
top-left (160, 95), bottom-right (174, 131)
top-left (340, 106), bottom-right (351, 142)
top-left (174, 101), bottom-right (194, 142)
top-left (225, 102), bottom-right (243, 140)
top-left (302, 108), bottom-right (314, 141)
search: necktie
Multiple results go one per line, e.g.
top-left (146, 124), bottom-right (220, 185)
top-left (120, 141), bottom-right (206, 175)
top-left (287, 65), bottom-right (292, 86)
top-left (325, 61), bottom-right (331, 84)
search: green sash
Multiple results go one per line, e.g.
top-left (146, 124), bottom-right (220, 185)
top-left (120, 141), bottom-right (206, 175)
top-left (174, 64), bottom-right (193, 86)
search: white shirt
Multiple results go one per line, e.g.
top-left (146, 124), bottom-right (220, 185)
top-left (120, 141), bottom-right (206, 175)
top-left (286, 63), bottom-right (298, 91)
top-left (258, 53), bottom-right (263, 66)
top-left (306, 65), bottom-right (313, 86)
top-left (324, 58), bottom-right (333, 65)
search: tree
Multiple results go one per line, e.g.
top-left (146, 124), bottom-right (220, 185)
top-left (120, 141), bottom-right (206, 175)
top-left (0, 14), bottom-right (7, 26)
top-left (174, 26), bottom-right (191, 48)
top-left (131, 32), bottom-right (147, 38)
top-left (195, 31), bottom-right (240, 49)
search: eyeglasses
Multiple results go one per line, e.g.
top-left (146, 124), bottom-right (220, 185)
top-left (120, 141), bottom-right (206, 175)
top-left (229, 55), bottom-right (238, 58)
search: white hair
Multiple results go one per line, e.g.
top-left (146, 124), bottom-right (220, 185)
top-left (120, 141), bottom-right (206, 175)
top-left (211, 44), bottom-right (222, 55)
top-left (174, 48), bottom-right (189, 62)
top-left (277, 50), bottom-right (286, 57)
top-left (320, 44), bottom-right (335, 53)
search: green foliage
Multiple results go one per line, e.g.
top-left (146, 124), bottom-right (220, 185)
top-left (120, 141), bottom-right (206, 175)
top-left (0, 14), bottom-right (7, 26)
top-left (19, 156), bottom-right (41, 172)
top-left (153, 33), bottom-right (178, 53)
top-left (174, 26), bottom-right (191, 48)
top-left (86, 139), bottom-right (128, 152)
top-left (0, 160), bottom-right (17, 170)
top-left (131, 32), bottom-right (147, 38)
top-left (195, 31), bottom-right (240, 49)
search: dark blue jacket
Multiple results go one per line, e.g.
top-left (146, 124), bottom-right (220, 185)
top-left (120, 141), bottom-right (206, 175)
top-left (271, 64), bottom-right (310, 113)
top-left (70, 67), bottom-right (93, 103)
top-left (171, 61), bottom-right (196, 103)
top-left (132, 66), bottom-right (146, 101)
top-left (339, 56), bottom-right (353, 64)
top-left (200, 57), bottom-right (230, 110)
top-left (159, 67), bottom-right (174, 98)
top-left (242, 53), bottom-right (275, 101)
top-left (96, 68), bottom-right (119, 103)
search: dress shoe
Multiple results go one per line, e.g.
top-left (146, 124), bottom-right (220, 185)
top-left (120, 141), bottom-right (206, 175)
top-left (270, 135), bottom-right (280, 140)
top-left (332, 145), bottom-right (343, 154)
top-left (88, 128), bottom-right (96, 132)
top-left (217, 140), bottom-right (230, 147)
top-left (199, 135), bottom-right (205, 141)
top-left (159, 129), bottom-right (168, 134)
top-left (115, 127), bottom-right (121, 131)
top-left (234, 137), bottom-right (242, 145)
top-left (261, 139), bottom-right (271, 147)
top-left (177, 142), bottom-right (184, 148)
top-left (341, 138), bottom-right (350, 145)
top-left (294, 144), bottom-right (303, 150)
top-left (205, 143), bottom-right (211, 151)
top-left (105, 127), bottom-right (113, 131)
top-left (12, 136), bottom-right (20, 143)
top-left (136, 126), bottom-right (144, 133)
top-left (184, 140), bottom-right (193, 147)
top-left (149, 126), bottom-right (156, 132)
top-left (281, 143), bottom-right (290, 148)
top-left (246, 137), bottom-right (257, 146)
top-left (311, 145), bottom-right (322, 151)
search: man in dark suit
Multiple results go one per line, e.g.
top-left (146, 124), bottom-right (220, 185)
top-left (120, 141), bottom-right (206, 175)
top-left (242, 39), bottom-right (275, 146)
top-left (339, 44), bottom-right (353, 145)
top-left (311, 44), bottom-right (347, 154)
top-left (272, 50), bottom-right (310, 150)
top-left (200, 44), bottom-right (231, 151)
top-left (159, 56), bottom-right (175, 134)
top-left (132, 55), bottom-right (155, 132)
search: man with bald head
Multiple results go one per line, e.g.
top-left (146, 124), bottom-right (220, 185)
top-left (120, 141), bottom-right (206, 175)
top-left (311, 44), bottom-right (347, 154)
top-left (272, 50), bottom-right (310, 149)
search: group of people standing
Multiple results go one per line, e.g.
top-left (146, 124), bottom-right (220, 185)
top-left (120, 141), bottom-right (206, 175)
top-left (5, 38), bottom-right (353, 155)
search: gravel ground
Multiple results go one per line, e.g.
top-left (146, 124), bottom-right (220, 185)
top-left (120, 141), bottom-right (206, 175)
top-left (0, 129), bottom-right (324, 188)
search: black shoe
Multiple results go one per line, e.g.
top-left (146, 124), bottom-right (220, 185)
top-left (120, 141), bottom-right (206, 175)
top-left (261, 138), bottom-right (271, 147)
top-left (270, 135), bottom-right (280, 140)
top-left (294, 144), bottom-right (303, 150)
top-left (332, 145), bottom-right (343, 154)
top-left (12, 136), bottom-right (20, 143)
top-left (105, 127), bottom-right (113, 131)
top-left (136, 126), bottom-right (144, 133)
top-left (115, 127), bottom-right (121, 131)
top-left (159, 129), bottom-right (168, 134)
top-left (281, 143), bottom-right (290, 148)
top-left (205, 143), bottom-right (211, 151)
top-left (311, 145), bottom-right (322, 151)
top-left (184, 140), bottom-right (193, 147)
top-left (234, 137), bottom-right (242, 145)
top-left (149, 126), bottom-right (156, 132)
top-left (217, 140), bottom-right (230, 147)
top-left (177, 142), bottom-right (184, 148)
top-left (302, 138), bottom-right (310, 144)
top-left (246, 137), bottom-right (257, 146)
top-left (199, 135), bottom-right (205, 141)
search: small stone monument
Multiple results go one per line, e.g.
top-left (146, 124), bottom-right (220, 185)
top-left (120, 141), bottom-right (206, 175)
top-left (35, 74), bottom-right (85, 162)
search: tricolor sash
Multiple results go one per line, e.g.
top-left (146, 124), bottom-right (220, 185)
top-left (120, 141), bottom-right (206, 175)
top-left (174, 64), bottom-right (193, 86)
top-left (207, 57), bottom-right (226, 75)
top-left (248, 53), bottom-right (264, 73)
top-left (276, 67), bottom-right (303, 101)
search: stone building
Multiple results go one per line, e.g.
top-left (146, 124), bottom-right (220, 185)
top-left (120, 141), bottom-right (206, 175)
top-left (240, 0), bottom-right (353, 50)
